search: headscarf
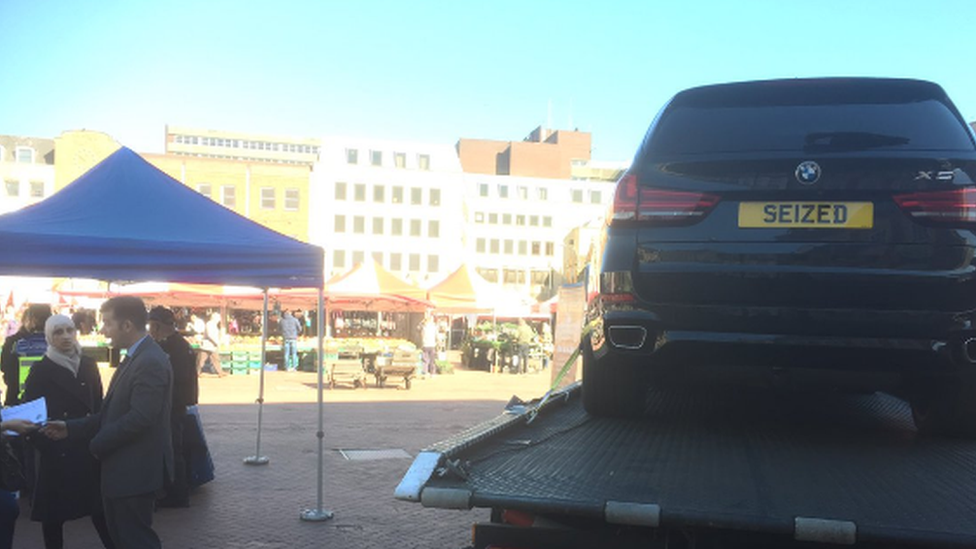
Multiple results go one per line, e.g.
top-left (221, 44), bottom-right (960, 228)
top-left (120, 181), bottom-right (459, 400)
top-left (44, 314), bottom-right (82, 376)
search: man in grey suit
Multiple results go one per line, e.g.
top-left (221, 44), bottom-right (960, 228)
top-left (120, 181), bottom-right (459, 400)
top-left (43, 296), bottom-right (174, 548)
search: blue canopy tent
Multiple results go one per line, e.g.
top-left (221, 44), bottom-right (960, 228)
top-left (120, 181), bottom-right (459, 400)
top-left (0, 147), bottom-right (322, 286)
top-left (0, 147), bottom-right (334, 520)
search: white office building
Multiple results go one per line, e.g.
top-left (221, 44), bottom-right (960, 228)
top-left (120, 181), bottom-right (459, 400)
top-left (309, 136), bottom-right (466, 285)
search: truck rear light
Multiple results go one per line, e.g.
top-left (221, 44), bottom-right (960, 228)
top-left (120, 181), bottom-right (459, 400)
top-left (610, 173), bottom-right (720, 225)
top-left (893, 188), bottom-right (976, 226)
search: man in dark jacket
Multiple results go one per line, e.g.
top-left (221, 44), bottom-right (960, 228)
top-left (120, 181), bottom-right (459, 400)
top-left (148, 306), bottom-right (197, 508)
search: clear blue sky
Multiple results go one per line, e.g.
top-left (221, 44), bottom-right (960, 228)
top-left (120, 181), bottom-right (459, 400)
top-left (1, 0), bottom-right (974, 162)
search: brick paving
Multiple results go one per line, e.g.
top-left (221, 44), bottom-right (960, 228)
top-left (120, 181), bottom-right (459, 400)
top-left (11, 365), bottom-right (555, 548)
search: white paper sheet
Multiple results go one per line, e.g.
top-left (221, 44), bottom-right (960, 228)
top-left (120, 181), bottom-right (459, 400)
top-left (1, 396), bottom-right (47, 436)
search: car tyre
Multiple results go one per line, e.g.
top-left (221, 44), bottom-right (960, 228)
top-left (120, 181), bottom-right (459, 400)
top-left (910, 371), bottom-right (976, 438)
top-left (581, 339), bottom-right (647, 417)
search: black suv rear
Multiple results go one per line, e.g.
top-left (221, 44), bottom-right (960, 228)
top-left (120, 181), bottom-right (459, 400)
top-left (584, 78), bottom-right (976, 436)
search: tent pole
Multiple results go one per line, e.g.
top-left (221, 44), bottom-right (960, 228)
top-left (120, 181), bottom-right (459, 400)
top-left (301, 287), bottom-right (333, 521)
top-left (244, 289), bottom-right (270, 465)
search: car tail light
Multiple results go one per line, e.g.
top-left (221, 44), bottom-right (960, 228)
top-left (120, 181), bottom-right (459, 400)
top-left (610, 173), bottom-right (720, 225)
top-left (893, 188), bottom-right (976, 226)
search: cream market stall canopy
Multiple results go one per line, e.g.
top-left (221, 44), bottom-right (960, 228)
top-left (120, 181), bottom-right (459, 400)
top-left (0, 147), bottom-right (335, 520)
top-left (0, 147), bottom-right (323, 287)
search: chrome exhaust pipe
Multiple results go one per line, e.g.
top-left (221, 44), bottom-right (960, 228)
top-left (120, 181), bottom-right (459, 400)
top-left (963, 338), bottom-right (976, 364)
top-left (608, 325), bottom-right (647, 350)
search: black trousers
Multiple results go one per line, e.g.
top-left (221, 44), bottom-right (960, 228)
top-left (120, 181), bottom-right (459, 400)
top-left (102, 492), bottom-right (160, 549)
top-left (165, 410), bottom-right (189, 502)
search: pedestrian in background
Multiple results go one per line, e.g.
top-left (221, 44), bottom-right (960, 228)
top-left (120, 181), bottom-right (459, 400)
top-left (1, 303), bottom-right (52, 405)
top-left (279, 310), bottom-right (302, 372)
top-left (148, 306), bottom-right (197, 508)
top-left (421, 315), bottom-right (438, 376)
top-left (196, 312), bottom-right (226, 377)
top-left (23, 314), bottom-right (114, 549)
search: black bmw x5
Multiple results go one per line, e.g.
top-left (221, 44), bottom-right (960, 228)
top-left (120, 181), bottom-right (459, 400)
top-left (584, 78), bottom-right (976, 437)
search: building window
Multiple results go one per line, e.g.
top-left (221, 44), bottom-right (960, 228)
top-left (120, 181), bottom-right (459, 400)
top-left (545, 242), bottom-right (555, 256)
top-left (4, 180), bottom-right (18, 197)
top-left (410, 187), bottom-right (422, 205)
top-left (543, 216), bottom-right (552, 227)
top-left (498, 184), bottom-right (509, 199)
top-left (370, 150), bottom-right (382, 166)
top-left (537, 187), bottom-right (548, 200)
top-left (29, 181), bottom-right (44, 198)
top-left (394, 152), bottom-right (406, 168)
top-left (418, 154), bottom-right (430, 171)
top-left (428, 220), bottom-right (439, 238)
top-left (354, 183), bottom-right (366, 202)
top-left (333, 250), bottom-right (346, 269)
top-left (410, 219), bottom-right (421, 237)
top-left (519, 241), bottom-right (527, 255)
top-left (474, 212), bottom-right (484, 223)
top-left (373, 185), bottom-right (385, 203)
top-left (197, 183), bottom-right (212, 198)
top-left (476, 238), bottom-right (486, 253)
top-left (15, 147), bottom-right (34, 164)
top-left (221, 186), bottom-right (236, 208)
top-left (352, 250), bottom-right (365, 264)
top-left (530, 215), bottom-right (539, 227)
top-left (572, 189), bottom-right (583, 203)
top-left (532, 242), bottom-right (542, 256)
top-left (502, 213), bottom-right (511, 225)
top-left (261, 187), bottom-right (275, 209)
top-left (334, 215), bottom-right (346, 233)
top-left (372, 217), bottom-right (384, 235)
top-left (391, 218), bottom-right (403, 236)
top-left (285, 188), bottom-right (300, 210)
top-left (478, 268), bottom-right (498, 283)
top-left (390, 253), bottom-right (402, 271)
top-left (335, 182), bottom-right (347, 200)
top-left (372, 251), bottom-right (383, 264)
top-left (346, 149), bottom-right (358, 164)
top-left (504, 240), bottom-right (514, 255)
top-left (392, 186), bottom-right (404, 204)
top-left (427, 255), bottom-right (439, 273)
top-left (590, 190), bottom-right (602, 204)
top-left (353, 216), bottom-right (365, 234)
top-left (504, 269), bottom-right (518, 284)
top-left (479, 183), bottom-right (489, 197)
top-left (409, 254), bottom-right (420, 271)
top-left (490, 239), bottom-right (500, 254)
top-left (518, 186), bottom-right (528, 200)
top-left (488, 213), bottom-right (498, 225)
top-left (516, 215), bottom-right (525, 226)
top-left (429, 188), bottom-right (441, 206)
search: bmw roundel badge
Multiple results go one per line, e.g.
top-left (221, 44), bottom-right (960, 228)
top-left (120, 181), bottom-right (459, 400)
top-left (795, 161), bottom-right (821, 185)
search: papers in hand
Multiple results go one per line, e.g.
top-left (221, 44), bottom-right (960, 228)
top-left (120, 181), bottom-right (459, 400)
top-left (1, 397), bottom-right (47, 436)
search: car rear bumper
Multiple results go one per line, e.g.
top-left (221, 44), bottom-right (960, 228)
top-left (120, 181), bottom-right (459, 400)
top-left (589, 305), bottom-right (976, 373)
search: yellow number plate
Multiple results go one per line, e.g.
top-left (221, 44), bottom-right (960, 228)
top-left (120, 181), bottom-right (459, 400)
top-left (738, 202), bottom-right (873, 229)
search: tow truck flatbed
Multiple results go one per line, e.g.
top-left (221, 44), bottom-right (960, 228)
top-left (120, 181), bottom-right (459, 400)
top-left (396, 382), bottom-right (976, 548)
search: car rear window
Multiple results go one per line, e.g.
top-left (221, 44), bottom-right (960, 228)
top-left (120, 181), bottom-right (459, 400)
top-left (647, 83), bottom-right (974, 156)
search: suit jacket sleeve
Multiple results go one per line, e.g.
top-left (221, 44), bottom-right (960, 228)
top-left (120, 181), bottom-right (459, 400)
top-left (88, 354), bottom-right (170, 459)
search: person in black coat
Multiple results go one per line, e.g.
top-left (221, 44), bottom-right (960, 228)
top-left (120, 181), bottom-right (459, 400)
top-left (148, 306), bottom-right (197, 507)
top-left (23, 314), bottom-right (114, 549)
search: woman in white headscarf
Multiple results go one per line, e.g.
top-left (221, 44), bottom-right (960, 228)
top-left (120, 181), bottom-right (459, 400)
top-left (23, 315), bottom-right (114, 549)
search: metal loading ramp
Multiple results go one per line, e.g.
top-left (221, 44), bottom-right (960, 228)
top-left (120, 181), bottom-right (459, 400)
top-left (397, 383), bottom-right (976, 547)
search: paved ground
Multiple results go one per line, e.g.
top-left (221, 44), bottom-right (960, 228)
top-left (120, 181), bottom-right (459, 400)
top-left (11, 363), bottom-right (556, 548)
